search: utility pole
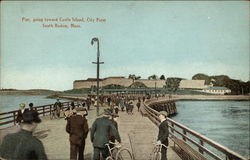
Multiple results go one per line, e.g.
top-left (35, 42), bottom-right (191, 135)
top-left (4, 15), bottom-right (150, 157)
top-left (91, 38), bottom-right (104, 116)
top-left (155, 81), bottom-right (157, 98)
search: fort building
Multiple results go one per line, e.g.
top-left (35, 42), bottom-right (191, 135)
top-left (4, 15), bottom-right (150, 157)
top-left (73, 76), bottom-right (166, 89)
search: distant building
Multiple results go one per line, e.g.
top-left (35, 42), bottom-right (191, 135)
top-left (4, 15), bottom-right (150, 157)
top-left (179, 80), bottom-right (206, 90)
top-left (73, 76), bottom-right (166, 89)
top-left (202, 87), bottom-right (231, 95)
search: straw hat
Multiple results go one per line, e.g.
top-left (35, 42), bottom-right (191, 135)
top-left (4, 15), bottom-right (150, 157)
top-left (19, 103), bottom-right (26, 108)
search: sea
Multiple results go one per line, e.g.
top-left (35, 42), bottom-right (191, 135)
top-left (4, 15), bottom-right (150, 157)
top-left (172, 100), bottom-right (250, 158)
top-left (0, 95), bottom-right (69, 112)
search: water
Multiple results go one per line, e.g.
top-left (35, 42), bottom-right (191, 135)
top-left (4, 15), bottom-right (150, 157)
top-left (0, 95), bottom-right (68, 112)
top-left (172, 100), bottom-right (250, 158)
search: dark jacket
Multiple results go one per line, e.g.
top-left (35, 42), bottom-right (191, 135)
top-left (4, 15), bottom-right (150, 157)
top-left (157, 119), bottom-right (169, 146)
top-left (109, 119), bottom-right (118, 142)
top-left (0, 129), bottom-right (47, 160)
top-left (16, 108), bottom-right (29, 124)
top-left (91, 117), bottom-right (121, 148)
top-left (66, 115), bottom-right (89, 145)
top-left (54, 102), bottom-right (62, 110)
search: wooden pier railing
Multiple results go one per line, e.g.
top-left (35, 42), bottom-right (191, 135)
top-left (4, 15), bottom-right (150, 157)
top-left (0, 101), bottom-right (84, 129)
top-left (143, 98), bottom-right (247, 160)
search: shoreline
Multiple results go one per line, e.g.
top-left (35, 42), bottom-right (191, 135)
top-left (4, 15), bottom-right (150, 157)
top-left (172, 95), bottom-right (249, 101)
top-left (59, 94), bottom-right (249, 101)
top-left (0, 93), bottom-right (249, 101)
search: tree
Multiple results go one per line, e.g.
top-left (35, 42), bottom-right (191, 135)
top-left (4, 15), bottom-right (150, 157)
top-left (129, 82), bottom-right (147, 88)
top-left (102, 84), bottom-right (125, 89)
top-left (165, 77), bottom-right (183, 91)
top-left (194, 74), bottom-right (249, 95)
top-left (209, 75), bottom-right (230, 86)
top-left (148, 74), bottom-right (158, 80)
top-left (192, 73), bottom-right (210, 85)
top-left (128, 74), bottom-right (141, 83)
top-left (160, 75), bottom-right (165, 80)
top-left (135, 76), bottom-right (141, 80)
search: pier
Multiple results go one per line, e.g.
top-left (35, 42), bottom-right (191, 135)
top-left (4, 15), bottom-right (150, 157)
top-left (0, 95), bottom-right (248, 160)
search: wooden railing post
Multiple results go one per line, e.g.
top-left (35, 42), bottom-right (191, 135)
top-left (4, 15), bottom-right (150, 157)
top-left (50, 105), bottom-right (52, 115)
top-left (13, 112), bottom-right (16, 125)
top-left (199, 139), bottom-right (204, 154)
top-left (182, 129), bottom-right (187, 141)
top-left (171, 122), bottom-right (175, 134)
top-left (43, 106), bottom-right (45, 116)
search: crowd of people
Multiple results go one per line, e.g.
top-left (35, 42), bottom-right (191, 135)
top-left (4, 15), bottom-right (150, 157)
top-left (0, 94), bottom-right (169, 160)
top-left (96, 94), bottom-right (151, 115)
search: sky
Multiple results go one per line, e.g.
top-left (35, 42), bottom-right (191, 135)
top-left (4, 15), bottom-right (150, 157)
top-left (0, 1), bottom-right (249, 91)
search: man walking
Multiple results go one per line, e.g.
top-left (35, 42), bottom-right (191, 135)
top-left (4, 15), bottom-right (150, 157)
top-left (157, 111), bottom-right (169, 160)
top-left (0, 110), bottom-right (47, 160)
top-left (54, 99), bottom-right (62, 119)
top-left (119, 97), bottom-right (125, 112)
top-left (136, 100), bottom-right (141, 112)
top-left (91, 109), bottom-right (121, 160)
top-left (86, 97), bottom-right (91, 110)
top-left (66, 107), bottom-right (89, 160)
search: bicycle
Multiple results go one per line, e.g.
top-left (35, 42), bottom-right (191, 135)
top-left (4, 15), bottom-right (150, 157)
top-left (149, 142), bottom-right (168, 160)
top-left (105, 141), bottom-right (133, 160)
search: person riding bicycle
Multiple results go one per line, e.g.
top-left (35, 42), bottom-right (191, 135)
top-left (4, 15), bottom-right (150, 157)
top-left (157, 111), bottom-right (169, 160)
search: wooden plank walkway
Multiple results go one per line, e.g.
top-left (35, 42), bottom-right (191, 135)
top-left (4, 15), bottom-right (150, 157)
top-left (117, 106), bottom-right (181, 160)
top-left (0, 103), bottom-right (181, 160)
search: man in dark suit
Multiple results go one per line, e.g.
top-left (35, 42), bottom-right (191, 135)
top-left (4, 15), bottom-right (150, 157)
top-left (157, 111), bottom-right (169, 160)
top-left (66, 107), bottom-right (89, 160)
top-left (91, 109), bottom-right (121, 160)
top-left (108, 113), bottom-right (119, 150)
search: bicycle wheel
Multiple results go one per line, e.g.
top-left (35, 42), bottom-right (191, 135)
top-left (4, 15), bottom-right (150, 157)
top-left (106, 156), bottom-right (113, 160)
top-left (154, 152), bottom-right (161, 160)
top-left (111, 148), bottom-right (119, 159)
top-left (149, 147), bottom-right (157, 160)
top-left (115, 148), bottom-right (133, 160)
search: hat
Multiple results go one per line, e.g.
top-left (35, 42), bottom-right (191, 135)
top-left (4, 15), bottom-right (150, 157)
top-left (22, 110), bottom-right (41, 123)
top-left (76, 107), bottom-right (86, 112)
top-left (159, 111), bottom-right (168, 117)
top-left (111, 113), bottom-right (119, 117)
top-left (103, 109), bottom-right (112, 115)
top-left (19, 103), bottom-right (25, 108)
